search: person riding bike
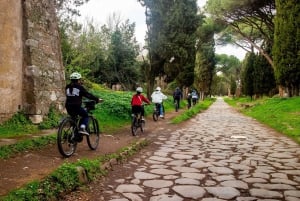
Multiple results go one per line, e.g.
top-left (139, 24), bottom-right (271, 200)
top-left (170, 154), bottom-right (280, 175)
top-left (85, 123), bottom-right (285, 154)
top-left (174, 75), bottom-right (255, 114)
top-left (191, 89), bottom-right (199, 105)
top-left (151, 86), bottom-right (167, 118)
top-left (173, 87), bottom-right (183, 109)
top-left (65, 72), bottom-right (102, 137)
top-left (131, 87), bottom-right (150, 120)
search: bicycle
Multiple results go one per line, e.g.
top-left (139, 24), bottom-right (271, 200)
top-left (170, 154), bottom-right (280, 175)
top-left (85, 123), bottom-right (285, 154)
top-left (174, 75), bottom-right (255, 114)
top-left (57, 100), bottom-right (101, 157)
top-left (153, 103), bottom-right (164, 121)
top-left (131, 105), bottom-right (146, 136)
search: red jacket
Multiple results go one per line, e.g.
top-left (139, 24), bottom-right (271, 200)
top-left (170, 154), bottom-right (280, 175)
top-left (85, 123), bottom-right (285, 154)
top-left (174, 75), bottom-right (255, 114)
top-left (131, 94), bottom-right (150, 106)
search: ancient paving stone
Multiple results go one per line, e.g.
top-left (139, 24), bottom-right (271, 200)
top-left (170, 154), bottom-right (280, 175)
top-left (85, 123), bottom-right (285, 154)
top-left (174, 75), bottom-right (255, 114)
top-left (253, 183), bottom-right (296, 190)
top-left (150, 168), bottom-right (178, 175)
top-left (242, 177), bottom-right (268, 183)
top-left (202, 198), bottom-right (227, 201)
top-left (205, 186), bottom-right (240, 199)
top-left (249, 188), bottom-right (283, 199)
top-left (99, 98), bottom-right (300, 201)
top-left (152, 188), bottom-right (169, 195)
top-left (172, 185), bottom-right (206, 199)
top-left (220, 180), bottom-right (248, 189)
top-left (190, 161), bottom-right (212, 168)
top-left (172, 166), bottom-right (200, 173)
top-left (208, 166), bottom-right (234, 174)
top-left (134, 172), bottom-right (160, 180)
top-left (174, 178), bottom-right (200, 185)
top-left (149, 156), bottom-right (173, 162)
top-left (171, 153), bottom-right (194, 160)
top-left (122, 193), bottom-right (143, 201)
top-left (149, 194), bottom-right (183, 201)
top-left (271, 178), bottom-right (298, 185)
top-left (143, 180), bottom-right (173, 188)
top-left (181, 172), bottom-right (206, 180)
top-left (166, 160), bottom-right (186, 166)
top-left (284, 190), bottom-right (300, 198)
top-left (115, 184), bottom-right (144, 193)
top-left (215, 175), bottom-right (236, 182)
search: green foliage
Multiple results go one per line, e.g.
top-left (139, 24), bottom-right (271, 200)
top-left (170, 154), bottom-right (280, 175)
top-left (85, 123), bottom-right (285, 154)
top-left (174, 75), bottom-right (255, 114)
top-left (242, 53), bottom-right (255, 98)
top-left (224, 96), bottom-right (300, 144)
top-left (139, 0), bottom-right (202, 89)
top-left (38, 105), bottom-right (63, 129)
top-left (273, 0), bottom-right (300, 96)
top-left (60, 16), bottom-right (141, 88)
top-left (0, 111), bottom-right (38, 138)
top-left (206, 0), bottom-right (275, 66)
top-left (171, 98), bottom-right (215, 123)
top-left (0, 135), bottom-right (56, 159)
top-left (242, 53), bottom-right (276, 98)
top-left (194, 18), bottom-right (216, 95)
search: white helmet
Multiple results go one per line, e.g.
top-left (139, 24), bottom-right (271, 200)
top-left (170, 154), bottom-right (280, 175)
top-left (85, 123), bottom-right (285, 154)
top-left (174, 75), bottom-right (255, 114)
top-left (70, 72), bottom-right (82, 80)
top-left (156, 87), bottom-right (161, 91)
top-left (136, 87), bottom-right (143, 93)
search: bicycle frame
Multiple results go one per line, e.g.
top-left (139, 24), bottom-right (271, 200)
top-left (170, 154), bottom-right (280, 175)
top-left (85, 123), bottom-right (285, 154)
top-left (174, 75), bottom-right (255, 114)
top-left (57, 100), bottom-right (100, 157)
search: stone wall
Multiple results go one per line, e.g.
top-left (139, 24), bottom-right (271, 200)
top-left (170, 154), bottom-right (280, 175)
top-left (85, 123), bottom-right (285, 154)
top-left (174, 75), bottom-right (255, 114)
top-left (0, 0), bottom-right (66, 123)
top-left (0, 0), bottom-right (23, 122)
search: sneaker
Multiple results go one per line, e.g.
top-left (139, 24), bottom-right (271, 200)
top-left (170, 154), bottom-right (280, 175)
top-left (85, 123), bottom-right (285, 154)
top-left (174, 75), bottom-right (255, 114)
top-left (159, 115), bottom-right (164, 118)
top-left (79, 124), bottom-right (89, 136)
top-left (141, 116), bottom-right (145, 121)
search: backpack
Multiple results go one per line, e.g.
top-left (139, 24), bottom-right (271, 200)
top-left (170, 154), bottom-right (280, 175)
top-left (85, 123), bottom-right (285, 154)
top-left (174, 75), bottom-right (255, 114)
top-left (174, 90), bottom-right (181, 98)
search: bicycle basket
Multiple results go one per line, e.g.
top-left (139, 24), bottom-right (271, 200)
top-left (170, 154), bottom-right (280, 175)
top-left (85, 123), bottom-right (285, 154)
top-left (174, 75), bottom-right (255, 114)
top-left (84, 101), bottom-right (96, 110)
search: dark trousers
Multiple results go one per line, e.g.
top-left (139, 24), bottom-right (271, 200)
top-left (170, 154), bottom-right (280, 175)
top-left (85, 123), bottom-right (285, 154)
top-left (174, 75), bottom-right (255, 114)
top-left (66, 105), bottom-right (89, 126)
top-left (131, 105), bottom-right (145, 116)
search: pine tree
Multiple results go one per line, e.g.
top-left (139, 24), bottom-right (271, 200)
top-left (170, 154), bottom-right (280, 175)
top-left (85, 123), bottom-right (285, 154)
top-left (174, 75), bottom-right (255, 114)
top-left (273, 0), bottom-right (300, 96)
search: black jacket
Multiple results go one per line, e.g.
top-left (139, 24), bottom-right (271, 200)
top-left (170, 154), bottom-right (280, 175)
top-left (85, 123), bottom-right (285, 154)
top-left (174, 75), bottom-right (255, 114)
top-left (65, 82), bottom-right (98, 106)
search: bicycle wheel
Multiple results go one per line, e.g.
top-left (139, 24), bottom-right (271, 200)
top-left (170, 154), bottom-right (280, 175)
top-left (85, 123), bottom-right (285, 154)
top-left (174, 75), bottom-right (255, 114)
top-left (140, 119), bottom-right (145, 132)
top-left (131, 116), bottom-right (138, 136)
top-left (153, 108), bottom-right (158, 121)
top-left (87, 116), bottom-right (100, 150)
top-left (57, 117), bottom-right (77, 157)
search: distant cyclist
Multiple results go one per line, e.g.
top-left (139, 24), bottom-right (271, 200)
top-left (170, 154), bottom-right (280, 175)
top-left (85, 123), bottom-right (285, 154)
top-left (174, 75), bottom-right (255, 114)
top-left (65, 72), bottom-right (102, 137)
top-left (131, 87), bottom-right (150, 120)
top-left (151, 86), bottom-right (167, 118)
top-left (173, 87), bottom-right (183, 109)
top-left (191, 89), bottom-right (199, 105)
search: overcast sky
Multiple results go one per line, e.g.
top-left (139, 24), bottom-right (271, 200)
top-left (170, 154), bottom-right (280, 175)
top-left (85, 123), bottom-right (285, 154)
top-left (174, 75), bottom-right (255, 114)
top-left (77, 0), bottom-right (246, 60)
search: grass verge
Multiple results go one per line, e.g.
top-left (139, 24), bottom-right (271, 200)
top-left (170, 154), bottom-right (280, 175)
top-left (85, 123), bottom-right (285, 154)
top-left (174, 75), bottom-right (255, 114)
top-left (171, 98), bottom-right (216, 124)
top-left (0, 139), bottom-right (149, 201)
top-left (0, 135), bottom-right (56, 159)
top-left (224, 96), bottom-right (300, 144)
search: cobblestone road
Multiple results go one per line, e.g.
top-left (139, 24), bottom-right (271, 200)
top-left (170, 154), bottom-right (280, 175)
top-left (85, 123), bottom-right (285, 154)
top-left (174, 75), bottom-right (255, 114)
top-left (90, 98), bottom-right (300, 201)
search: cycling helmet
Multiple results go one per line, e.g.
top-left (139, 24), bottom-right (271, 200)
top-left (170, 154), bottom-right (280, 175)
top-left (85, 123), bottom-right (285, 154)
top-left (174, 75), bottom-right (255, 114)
top-left (70, 72), bottom-right (82, 80)
top-left (136, 87), bottom-right (143, 93)
top-left (156, 87), bottom-right (161, 91)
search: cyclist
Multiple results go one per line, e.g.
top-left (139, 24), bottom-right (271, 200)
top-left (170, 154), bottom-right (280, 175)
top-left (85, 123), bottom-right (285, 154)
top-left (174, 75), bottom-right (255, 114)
top-left (151, 86), bottom-right (167, 118)
top-left (65, 72), bottom-right (102, 137)
top-left (173, 87), bottom-right (183, 110)
top-left (131, 87), bottom-right (150, 120)
top-left (191, 89), bottom-right (199, 105)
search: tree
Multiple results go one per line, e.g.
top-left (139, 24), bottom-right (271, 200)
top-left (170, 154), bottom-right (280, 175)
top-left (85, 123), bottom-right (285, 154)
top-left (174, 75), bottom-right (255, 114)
top-left (194, 18), bottom-right (215, 99)
top-left (242, 52), bottom-right (276, 98)
top-left (206, 0), bottom-right (275, 67)
top-left (273, 0), bottom-right (300, 96)
top-left (106, 19), bottom-right (140, 89)
top-left (242, 53), bottom-right (255, 99)
top-left (138, 0), bottom-right (201, 95)
top-left (214, 54), bottom-right (241, 96)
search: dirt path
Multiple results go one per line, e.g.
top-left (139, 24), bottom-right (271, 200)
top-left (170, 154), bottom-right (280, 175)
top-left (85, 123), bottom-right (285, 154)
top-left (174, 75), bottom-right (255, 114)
top-left (0, 109), bottom-right (184, 197)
